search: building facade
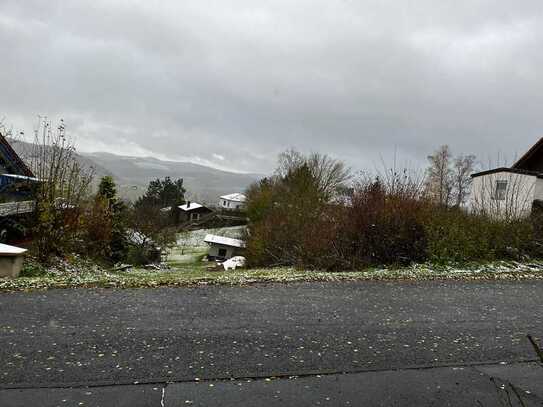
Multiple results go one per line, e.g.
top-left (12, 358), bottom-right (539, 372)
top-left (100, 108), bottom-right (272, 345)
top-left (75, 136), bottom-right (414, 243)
top-left (471, 138), bottom-right (543, 218)
top-left (218, 193), bottom-right (246, 211)
top-left (176, 202), bottom-right (213, 223)
top-left (204, 234), bottom-right (245, 260)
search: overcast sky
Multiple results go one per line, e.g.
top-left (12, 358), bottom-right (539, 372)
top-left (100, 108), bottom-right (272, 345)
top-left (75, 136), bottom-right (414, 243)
top-left (1, 0), bottom-right (542, 174)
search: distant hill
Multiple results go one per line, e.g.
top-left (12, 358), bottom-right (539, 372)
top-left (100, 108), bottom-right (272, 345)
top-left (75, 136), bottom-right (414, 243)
top-left (8, 139), bottom-right (262, 204)
top-left (8, 138), bottom-right (114, 182)
top-left (82, 152), bottom-right (262, 204)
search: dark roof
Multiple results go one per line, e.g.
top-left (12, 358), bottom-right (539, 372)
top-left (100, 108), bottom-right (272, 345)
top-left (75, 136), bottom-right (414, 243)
top-left (471, 167), bottom-right (543, 179)
top-left (512, 137), bottom-right (543, 171)
top-left (0, 133), bottom-right (34, 177)
top-left (471, 138), bottom-right (543, 178)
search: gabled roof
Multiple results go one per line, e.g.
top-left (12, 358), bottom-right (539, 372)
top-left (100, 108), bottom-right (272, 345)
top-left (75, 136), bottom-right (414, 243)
top-left (178, 202), bottom-right (209, 211)
top-left (204, 234), bottom-right (246, 248)
top-left (0, 133), bottom-right (34, 177)
top-left (512, 137), bottom-right (543, 171)
top-left (220, 193), bottom-right (246, 202)
top-left (472, 137), bottom-right (543, 178)
top-left (471, 167), bottom-right (543, 179)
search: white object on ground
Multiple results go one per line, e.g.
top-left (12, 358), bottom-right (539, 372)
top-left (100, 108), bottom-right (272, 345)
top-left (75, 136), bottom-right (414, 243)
top-left (222, 256), bottom-right (246, 271)
top-left (0, 243), bottom-right (27, 278)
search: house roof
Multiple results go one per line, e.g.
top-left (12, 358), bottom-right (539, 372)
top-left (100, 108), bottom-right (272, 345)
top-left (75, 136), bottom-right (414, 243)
top-left (204, 234), bottom-right (246, 248)
top-left (471, 137), bottom-right (543, 178)
top-left (471, 167), bottom-right (543, 179)
top-left (220, 193), bottom-right (246, 202)
top-left (0, 243), bottom-right (27, 256)
top-left (0, 174), bottom-right (40, 182)
top-left (512, 137), bottom-right (543, 171)
top-left (0, 133), bottom-right (34, 177)
top-left (178, 202), bottom-right (205, 211)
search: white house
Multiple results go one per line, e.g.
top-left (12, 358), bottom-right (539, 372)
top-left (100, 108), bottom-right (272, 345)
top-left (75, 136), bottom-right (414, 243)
top-left (204, 234), bottom-right (246, 260)
top-left (471, 138), bottom-right (543, 218)
top-left (218, 193), bottom-right (246, 211)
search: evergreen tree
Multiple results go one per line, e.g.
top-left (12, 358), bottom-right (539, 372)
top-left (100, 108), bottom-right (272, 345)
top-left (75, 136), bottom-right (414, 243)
top-left (89, 176), bottom-right (129, 262)
top-left (135, 177), bottom-right (186, 209)
top-left (97, 176), bottom-right (117, 203)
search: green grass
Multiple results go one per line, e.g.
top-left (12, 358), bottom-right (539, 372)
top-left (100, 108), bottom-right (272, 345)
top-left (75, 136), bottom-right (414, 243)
top-left (3, 260), bottom-right (543, 292)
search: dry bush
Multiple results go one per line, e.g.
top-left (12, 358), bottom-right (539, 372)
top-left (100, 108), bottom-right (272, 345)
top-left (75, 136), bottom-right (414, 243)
top-left (80, 196), bottom-right (114, 260)
top-left (247, 151), bottom-right (543, 270)
top-left (26, 118), bottom-right (94, 261)
top-left (246, 155), bottom-right (428, 270)
top-left (343, 173), bottom-right (429, 267)
top-left (246, 152), bottom-right (350, 269)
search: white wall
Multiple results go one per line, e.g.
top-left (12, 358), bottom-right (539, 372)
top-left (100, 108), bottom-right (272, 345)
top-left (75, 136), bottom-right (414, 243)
top-left (470, 171), bottom-right (536, 218)
top-left (208, 244), bottom-right (237, 259)
top-left (219, 199), bottom-right (245, 210)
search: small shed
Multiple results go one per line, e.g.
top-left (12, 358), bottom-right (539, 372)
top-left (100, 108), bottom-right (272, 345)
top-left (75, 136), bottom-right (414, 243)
top-left (176, 202), bottom-right (213, 223)
top-left (0, 243), bottom-right (27, 278)
top-left (204, 234), bottom-right (246, 260)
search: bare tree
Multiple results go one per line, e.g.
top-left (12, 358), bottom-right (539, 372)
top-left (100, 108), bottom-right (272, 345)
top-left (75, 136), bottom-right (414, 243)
top-left (276, 149), bottom-right (305, 178)
top-left (276, 149), bottom-right (351, 201)
top-left (306, 153), bottom-right (352, 200)
top-left (426, 145), bottom-right (453, 206)
top-left (26, 117), bottom-right (94, 261)
top-left (452, 154), bottom-right (476, 207)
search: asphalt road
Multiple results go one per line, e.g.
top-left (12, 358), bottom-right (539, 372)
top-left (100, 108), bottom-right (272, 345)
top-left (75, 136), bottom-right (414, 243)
top-left (1, 280), bottom-right (543, 405)
top-left (3, 363), bottom-right (543, 406)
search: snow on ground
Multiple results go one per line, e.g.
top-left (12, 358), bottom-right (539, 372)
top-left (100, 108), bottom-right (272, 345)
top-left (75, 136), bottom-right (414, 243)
top-left (168, 226), bottom-right (247, 265)
top-left (399, 260), bottom-right (543, 276)
top-left (176, 226), bottom-right (246, 248)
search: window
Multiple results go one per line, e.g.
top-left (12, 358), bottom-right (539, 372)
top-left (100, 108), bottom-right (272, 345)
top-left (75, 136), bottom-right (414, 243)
top-left (218, 248), bottom-right (227, 258)
top-left (493, 180), bottom-right (508, 201)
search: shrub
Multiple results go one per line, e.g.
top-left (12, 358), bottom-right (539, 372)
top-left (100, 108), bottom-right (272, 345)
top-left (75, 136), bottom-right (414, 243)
top-left (425, 208), bottom-right (540, 263)
top-left (78, 177), bottom-right (130, 263)
top-left (246, 151), bottom-right (543, 271)
top-left (126, 245), bottom-right (159, 266)
top-left (246, 157), bottom-right (347, 269)
top-left (80, 196), bottom-right (113, 259)
top-left (20, 258), bottom-right (48, 277)
top-left (26, 119), bottom-right (94, 262)
top-left (343, 179), bottom-right (428, 267)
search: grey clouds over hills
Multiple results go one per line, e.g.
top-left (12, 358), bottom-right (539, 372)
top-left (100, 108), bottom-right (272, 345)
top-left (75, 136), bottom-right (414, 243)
top-left (9, 138), bottom-right (261, 204)
top-left (81, 152), bottom-right (262, 204)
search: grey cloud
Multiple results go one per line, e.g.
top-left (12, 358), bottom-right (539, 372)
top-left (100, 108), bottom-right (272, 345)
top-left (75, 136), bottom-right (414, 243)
top-left (1, 0), bottom-right (543, 173)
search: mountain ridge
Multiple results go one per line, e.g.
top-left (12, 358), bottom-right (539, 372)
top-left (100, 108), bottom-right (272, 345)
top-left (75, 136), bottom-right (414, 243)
top-left (8, 139), bottom-right (262, 204)
top-left (81, 151), bottom-right (262, 204)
